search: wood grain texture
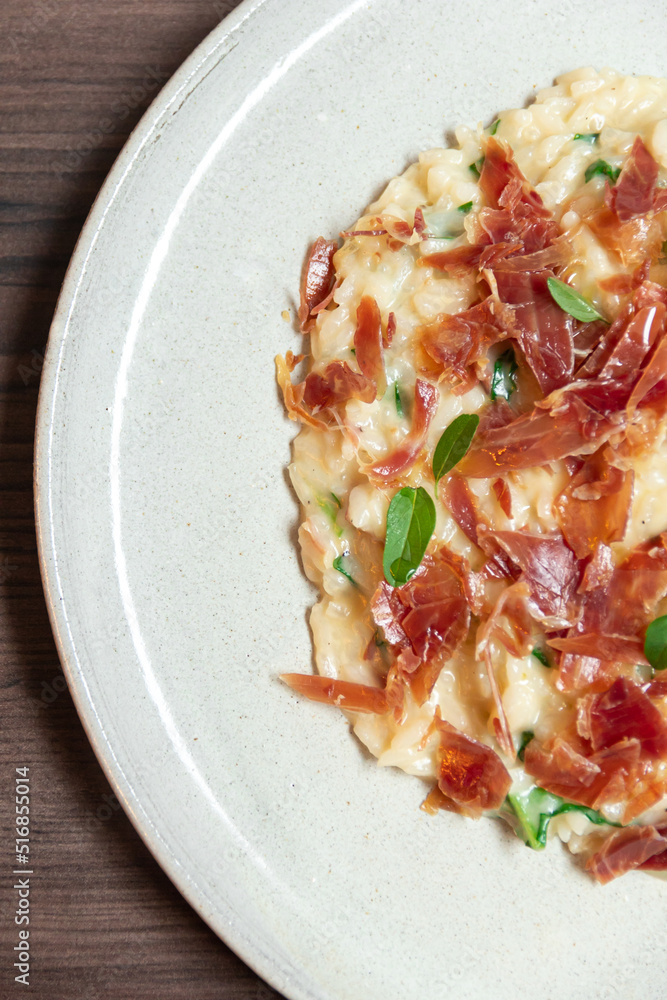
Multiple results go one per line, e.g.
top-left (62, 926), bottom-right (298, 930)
top-left (0, 2), bottom-right (282, 997)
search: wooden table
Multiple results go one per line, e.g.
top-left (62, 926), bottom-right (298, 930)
top-left (1, 2), bottom-right (281, 996)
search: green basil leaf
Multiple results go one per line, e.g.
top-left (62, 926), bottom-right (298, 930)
top-left (490, 348), bottom-right (518, 401)
top-left (573, 132), bottom-right (599, 143)
top-left (507, 785), bottom-right (620, 851)
top-left (383, 486), bottom-right (436, 587)
top-left (517, 731), bottom-right (534, 763)
top-left (432, 414), bottom-right (480, 483)
top-left (317, 494), bottom-right (343, 536)
top-left (394, 381), bottom-right (404, 417)
top-left (457, 200), bottom-right (473, 214)
top-left (489, 119), bottom-right (500, 135)
top-left (330, 492), bottom-right (342, 509)
top-left (531, 647), bottom-right (551, 668)
top-left (333, 554), bottom-right (358, 588)
top-left (645, 614), bottom-right (667, 670)
top-left (584, 159), bottom-right (621, 184)
top-left (547, 277), bottom-right (607, 323)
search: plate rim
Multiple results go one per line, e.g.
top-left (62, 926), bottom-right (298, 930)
top-left (32, 2), bottom-right (316, 997)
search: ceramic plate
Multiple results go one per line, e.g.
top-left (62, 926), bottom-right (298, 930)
top-left (35, 2), bottom-right (667, 997)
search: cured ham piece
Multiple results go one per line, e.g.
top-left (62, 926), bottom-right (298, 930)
top-left (577, 677), bottom-right (667, 759)
top-left (483, 529), bottom-right (581, 629)
top-left (280, 674), bottom-right (389, 714)
top-left (342, 214), bottom-right (414, 242)
top-left (298, 237), bottom-right (337, 330)
top-left (493, 268), bottom-right (575, 393)
top-left (479, 137), bottom-right (559, 252)
top-left (384, 311), bottom-right (396, 349)
top-left (523, 734), bottom-right (645, 812)
top-left (523, 735), bottom-right (601, 788)
top-left (370, 548), bottom-right (471, 705)
top-left (367, 379), bottom-right (438, 481)
top-left (548, 633), bottom-right (645, 664)
top-left (578, 301), bottom-right (665, 382)
top-left (554, 448), bottom-right (634, 558)
top-left (492, 477), bottom-right (512, 517)
top-left (303, 360), bottom-right (376, 412)
top-left (608, 136), bottom-right (660, 223)
top-left (557, 535), bottom-right (667, 693)
top-left (586, 825), bottom-right (667, 884)
top-left (435, 715), bottom-right (512, 815)
top-left (459, 386), bottom-right (624, 478)
top-left (420, 295), bottom-right (516, 384)
top-left (353, 295), bottom-right (385, 397)
top-left (440, 474), bottom-right (485, 547)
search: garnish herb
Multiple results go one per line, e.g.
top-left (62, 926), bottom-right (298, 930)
top-left (333, 554), bottom-right (358, 588)
top-left (432, 414), bottom-right (480, 483)
top-left (547, 276), bottom-right (607, 323)
top-left (457, 200), bottom-right (473, 214)
top-left (531, 647), bottom-right (551, 668)
top-left (489, 119), bottom-right (500, 135)
top-left (507, 785), bottom-right (619, 851)
top-left (573, 132), bottom-right (599, 143)
top-left (394, 381), bottom-right (404, 417)
top-left (383, 486), bottom-right (436, 587)
top-left (469, 156), bottom-right (484, 179)
top-left (350, 347), bottom-right (356, 355)
top-left (317, 495), bottom-right (343, 536)
top-left (490, 348), bottom-right (518, 401)
top-left (645, 614), bottom-right (667, 671)
top-left (584, 159), bottom-right (621, 184)
top-left (517, 731), bottom-right (534, 763)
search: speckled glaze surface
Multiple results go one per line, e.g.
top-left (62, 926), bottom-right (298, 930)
top-left (34, 2), bottom-right (667, 998)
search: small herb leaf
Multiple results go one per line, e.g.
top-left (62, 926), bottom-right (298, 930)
top-left (383, 487), bottom-right (436, 587)
top-left (489, 119), bottom-right (500, 135)
top-left (645, 615), bottom-right (667, 671)
top-left (573, 132), bottom-right (599, 143)
top-left (490, 348), bottom-right (518, 401)
top-left (469, 156), bottom-right (484, 179)
top-left (432, 414), bottom-right (480, 483)
top-left (547, 277), bottom-right (607, 323)
top-left (531, 647), bottom-right (551, 668)
top-left (457, 200), bottom-right (473, 214)
top-left (584, 159), bottom-right (621, 184)
top-left (394, 381), bottom-right (404, 417)
top-left (333, 554), bottom-right (358, 588)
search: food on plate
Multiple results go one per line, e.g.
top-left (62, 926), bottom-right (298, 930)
top-left (277, 67), bottom-right (667, 883)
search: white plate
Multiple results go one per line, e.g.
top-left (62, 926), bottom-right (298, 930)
top-left (35, 2), bottom-right (667, 997)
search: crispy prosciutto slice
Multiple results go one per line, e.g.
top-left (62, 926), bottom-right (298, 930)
top-left (586, 825), bottom-right (667, 884)
top-left (370, 547), bottom-right (471, 705)
top-left (298, 237), bottom-right (337, 330)
top-left (523, 734), bottom-right (647, 814)
top-left (577, 677), bottom-right (667, 759)
top-left (281, 673), bottom-right (390, 714)
top-left (554, 448), bottom-right (634, 559)
top-left (459, 385), bottom-right (624, 477)
top-left (608, 136), bottom-right (660, 223)
top-left (556, 535), bottom-right (667, 693)
top-left (353, 295), bottom-right (385, 397)
top-left (479, 137), bottom-right (559, 253)
top-left (303, 360), bottom-right (376, 412)
top-left (420, 295), bottom-right (516, 385)
top-left (481, 529), bottom-right (581, 629)
top-left (435, 715), bottom-right (512, 816)
top-left (367, 379), bottom-right (438, 482)
top-left (493, 268), bottom-right (575, 394)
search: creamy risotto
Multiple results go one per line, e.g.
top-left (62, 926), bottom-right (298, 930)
top-left (277, 68), bottom-right (667, 883)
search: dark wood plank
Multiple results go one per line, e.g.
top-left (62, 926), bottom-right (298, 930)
top-left (0, 2), bottom-right (282, 996)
